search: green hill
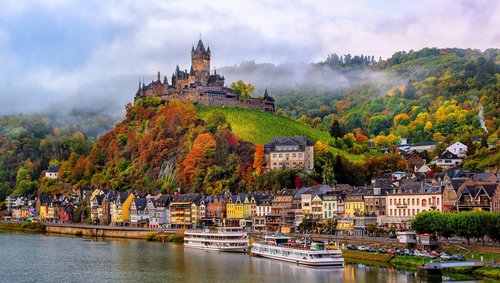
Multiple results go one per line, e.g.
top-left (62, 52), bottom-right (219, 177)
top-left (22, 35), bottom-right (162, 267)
top-left (196, 106), bottom-right (366, 162)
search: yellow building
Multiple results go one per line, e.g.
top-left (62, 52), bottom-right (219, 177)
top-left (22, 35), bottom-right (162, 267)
top-left (226, 195), bottom-right (244, 219)
top-left (121, 193), bottom-right (135, 223)
top-left (344, 196), bottom-right (365, 217)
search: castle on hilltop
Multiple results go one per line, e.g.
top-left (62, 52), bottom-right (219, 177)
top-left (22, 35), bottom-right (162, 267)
top-left (135, 39), bottom-right (275, 113)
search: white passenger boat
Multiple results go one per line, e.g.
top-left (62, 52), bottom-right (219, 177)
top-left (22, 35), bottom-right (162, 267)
top-left (184, 227), bottom-right (249, 252)
top-left (251, 235), bottom-right (344, 267)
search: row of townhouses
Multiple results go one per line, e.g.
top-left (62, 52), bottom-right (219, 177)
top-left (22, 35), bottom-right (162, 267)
top-left (5, 171), bottom-right (498, 236)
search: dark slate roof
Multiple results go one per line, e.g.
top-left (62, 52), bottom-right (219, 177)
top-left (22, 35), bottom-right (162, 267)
top-left (264, 136), bottom-right (314, 153)
top-left (171, 193), bottom-right (201, 203)
top-left (390, 180), bottom-right (442, 195)
top-left (439, 150), bottom-right (461, 160)
top-left (445, 169), bottom-right (472, 179)
top-left (472, 172), bottom-right (496, 182)
top-left (47, 166), bottom-right (60, 173)
top-left (333, 184), bottom-right (354, 194)
top-left (450, 178), bottom-right (467, 191)
top-left (195, 39), bottom-right (206, 53)
top-left (134, 198), bottom-right (147, 211)
top-left (155, 195), bottom-right (171, 207)
top-left (96, 194), bottom-right (105, 205)
top-left (293, 187), bottom-right (312, 200)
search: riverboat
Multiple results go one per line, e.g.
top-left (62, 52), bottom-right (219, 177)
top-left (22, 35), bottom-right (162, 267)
top-left (251, 235), bottom-right (344, 267)
top-left (184, 227), bottom-right (249, 252)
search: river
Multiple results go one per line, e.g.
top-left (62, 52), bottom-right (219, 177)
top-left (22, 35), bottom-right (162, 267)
top-left (0, 233), bottom-right (477, 282)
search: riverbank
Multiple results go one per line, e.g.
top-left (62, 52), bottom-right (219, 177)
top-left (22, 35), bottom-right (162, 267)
top-left (342, 249), bottom-right (500, 280)
top-left (0, 221), bottom-right (45, 233)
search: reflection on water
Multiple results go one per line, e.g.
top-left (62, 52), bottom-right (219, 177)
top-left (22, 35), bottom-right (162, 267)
top-left (0, 233), bottom-right (480, 283)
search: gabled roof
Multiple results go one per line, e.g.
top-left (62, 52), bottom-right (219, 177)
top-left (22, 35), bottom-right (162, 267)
top-left (134, 198), bottom-right (147, 211)
top-left (47, 166), bottom-right (60, 173)
top-left (439, 150), bottom-right (461, 160)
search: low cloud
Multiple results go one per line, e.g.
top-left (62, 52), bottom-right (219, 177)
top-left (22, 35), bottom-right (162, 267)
top-left (0, 0), bottom-right (498, 115)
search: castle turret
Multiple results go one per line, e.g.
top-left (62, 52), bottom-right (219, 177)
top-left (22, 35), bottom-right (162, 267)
top-left (191, 39), bottom-right (210, 85)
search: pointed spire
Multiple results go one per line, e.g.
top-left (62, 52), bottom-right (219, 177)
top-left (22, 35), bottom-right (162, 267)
top-left (207, 46), bottom-right (211, 54)
top-left (157, 71), bottom-right (161, 82)
top-left (264, 88), bottom-right (269, 97)
top-left (190, 65), bottom-right (195, 76)
top-left (191, 45), bottom-right (195, 53)
top-left (163, 76), bottom-right (168, 85)
top-left (175, 65), bottom-right (180, 75)
top-left (195, 39), bottom-right (205, 52)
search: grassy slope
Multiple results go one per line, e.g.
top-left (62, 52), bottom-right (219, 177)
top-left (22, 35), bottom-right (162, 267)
top-left (196, 106), bottom-right (366, 163)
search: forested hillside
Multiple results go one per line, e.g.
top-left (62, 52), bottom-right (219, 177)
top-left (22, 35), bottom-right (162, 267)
top-left (273, 48), bottom-right (499, 146)
top-left (0, 47), bottom-right (498, 201)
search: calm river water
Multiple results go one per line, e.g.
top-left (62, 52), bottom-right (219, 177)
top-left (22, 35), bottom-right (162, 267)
top-left (0, 233), bottom-right (477, 282)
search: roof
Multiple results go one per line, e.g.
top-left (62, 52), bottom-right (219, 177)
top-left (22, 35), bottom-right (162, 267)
top-left (171, 193), bottom-right (201, 203)
top-left (47, 166), bottom-right (60, 173)
top-left (439, 150), bottom-right (461, 160)
top-left (389, 180), bottom-right (443, 195)
top-left (472, 172), bottom-right (496, 182)
top-left (264, 136), bottom-right (314, 153)
top-left (134, 198), bottom-right (147, 211)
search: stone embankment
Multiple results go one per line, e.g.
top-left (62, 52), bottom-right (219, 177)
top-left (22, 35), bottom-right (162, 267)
top-left (44, 223), bottom-right (178, 239)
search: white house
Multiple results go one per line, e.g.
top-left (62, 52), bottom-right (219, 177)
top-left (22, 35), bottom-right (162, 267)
top-left (434, 150), bottom-right (463, 168)
top-left (446, 142), bottom-right (467, 157)
top-left (45, 166), bottom-right (60, 179)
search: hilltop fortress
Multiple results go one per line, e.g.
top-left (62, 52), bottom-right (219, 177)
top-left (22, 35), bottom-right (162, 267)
top-left (135, 39), bottom-right (275, 113)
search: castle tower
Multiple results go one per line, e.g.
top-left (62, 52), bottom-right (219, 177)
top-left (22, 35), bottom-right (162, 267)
top-left (191, 39), bottom-right (211, 85)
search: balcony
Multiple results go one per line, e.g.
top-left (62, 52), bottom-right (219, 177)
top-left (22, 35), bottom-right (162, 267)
top-left (458, 201), bottom-right (490, 207)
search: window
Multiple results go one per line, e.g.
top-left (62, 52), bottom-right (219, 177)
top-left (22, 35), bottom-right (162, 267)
top-left (285, 153), bottom-right (289, 158)
top-left (278, 154), bottom-right (283, 158)
top-left (412, 199), bottom-right (415, 206)
top-left (390, 199), bottom-right (392, 205)
top-left (437, 198), bottom-right (440, 205)
top-left (292, 153), bottom-right (296, 158)
top-left (299, 153), bottom-right (303, 157)
top-left (422, 199), bottom-right (427, 206)
top-left (412, 209), bottom-right (415, 215)
top-left (272, 154), bottom-right (276, 158)
top-left (389, 209), bottom-right (392, 215)
top-left (416, 199), bottom-right (420, 205)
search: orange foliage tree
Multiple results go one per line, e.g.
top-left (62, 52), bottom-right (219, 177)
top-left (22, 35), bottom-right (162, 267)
top-left (177, 133), bottom-right (217, 190)
top-left (252, 144), bottom-right (266, 176)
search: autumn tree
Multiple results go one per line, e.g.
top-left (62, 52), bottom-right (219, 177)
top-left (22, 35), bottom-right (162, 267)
top-left (230, 80), bottom-right (255, 99)
top-left (252, 144), bottom-right (266, 176)
top-left (177, 133), bottom-right (217, 191)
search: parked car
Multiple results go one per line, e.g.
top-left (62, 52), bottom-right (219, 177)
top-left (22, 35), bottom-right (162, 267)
top-left (431, 251), bottom-right (441, 257)
top-left (452, 254), bottom-right (466, 261)
top-left (440, 252), bottom-right (452, 260)
top-left (414, 250), bottom-right (425, 257)
top-left (347, 244), bottom-right (358, 250)
top-left (424, 254), bottom-right (437, 259)
top-left (403, 249), bottom-right (414, 256)
top-left (378, 248), bottom-right (387, 254)
top-left (357, 246), bottom-right (367, 251)
top-left (365, 247), bottom-right (376, 253)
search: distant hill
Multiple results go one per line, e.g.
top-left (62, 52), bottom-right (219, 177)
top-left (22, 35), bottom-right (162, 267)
top-left (196, 106), bottom-right (366, 163)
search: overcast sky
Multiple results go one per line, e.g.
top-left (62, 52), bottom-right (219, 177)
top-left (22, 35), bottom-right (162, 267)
top-left (0, 0), bottom-right (498, 114)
